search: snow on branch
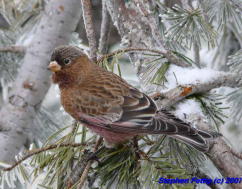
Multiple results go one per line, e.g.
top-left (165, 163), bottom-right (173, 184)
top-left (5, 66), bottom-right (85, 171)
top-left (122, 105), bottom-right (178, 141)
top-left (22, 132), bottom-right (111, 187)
top-left (157, 71), bottom-right (242, 108)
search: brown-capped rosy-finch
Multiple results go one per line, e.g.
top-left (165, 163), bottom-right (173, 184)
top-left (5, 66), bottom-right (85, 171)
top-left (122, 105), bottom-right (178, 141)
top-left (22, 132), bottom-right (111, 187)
top-left (48, 45), bottom-right (212, 152)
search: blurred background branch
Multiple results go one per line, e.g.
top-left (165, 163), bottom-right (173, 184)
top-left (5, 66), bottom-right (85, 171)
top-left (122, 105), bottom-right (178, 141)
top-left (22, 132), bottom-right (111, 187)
top-left (81, 0), bottom-right (97, 61)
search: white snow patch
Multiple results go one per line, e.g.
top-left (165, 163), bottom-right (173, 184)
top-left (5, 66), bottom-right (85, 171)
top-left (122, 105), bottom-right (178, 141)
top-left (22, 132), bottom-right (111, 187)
top-left (174, 99), bottom-right (204, 121)
top-left (163, 65), bottom-right (222, 92)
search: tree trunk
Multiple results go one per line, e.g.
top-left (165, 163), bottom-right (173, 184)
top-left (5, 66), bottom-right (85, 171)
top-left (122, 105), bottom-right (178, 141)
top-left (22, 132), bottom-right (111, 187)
top-left (0, 0), bottom-right (81, 163)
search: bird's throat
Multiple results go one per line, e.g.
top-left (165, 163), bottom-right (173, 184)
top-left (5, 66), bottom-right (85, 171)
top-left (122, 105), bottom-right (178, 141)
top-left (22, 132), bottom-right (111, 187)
top-left (52, 72), bottom-right (76, 88)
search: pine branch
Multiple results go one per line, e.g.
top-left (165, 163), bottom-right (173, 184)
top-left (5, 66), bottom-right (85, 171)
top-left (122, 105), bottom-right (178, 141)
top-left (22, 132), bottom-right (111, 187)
top-left (97, 47), bottom-right (191, 67)
top-left (77, 137), bottom-right (103, 189)
top-left (3, 143), bottom-right (86, 171)
top-left (159, 2), bottom-right (217, 48)
top-left (193, 42), bottom-right (200, 68)
top-left (81, 0), bottom-right (98, 61)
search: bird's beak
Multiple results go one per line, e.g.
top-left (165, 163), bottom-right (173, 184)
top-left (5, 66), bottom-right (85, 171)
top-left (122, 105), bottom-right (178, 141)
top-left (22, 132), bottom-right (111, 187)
top-left (48, 61), bottom-right (61, 72)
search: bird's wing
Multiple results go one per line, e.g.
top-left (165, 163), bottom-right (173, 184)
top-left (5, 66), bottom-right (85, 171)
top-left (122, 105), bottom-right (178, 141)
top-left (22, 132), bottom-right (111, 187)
top-left (74, 90), bottom-right (124, 122)
top-left (110, 90), bottom-right (200, 135)
top-left (117, 88), bottom-right (157, 126)
top-left (76, 84), bottom-right (156, 133)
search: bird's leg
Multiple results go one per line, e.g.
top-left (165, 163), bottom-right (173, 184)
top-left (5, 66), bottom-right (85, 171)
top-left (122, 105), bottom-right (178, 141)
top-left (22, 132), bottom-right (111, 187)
top-left (86, 137), bottom-right (103, 163)
top-left (132, 136), bottom-right (141, 159)
top-left (132, 136), bottom-right (149, 160)
top-left (86, 147), bottom-right (104, 163)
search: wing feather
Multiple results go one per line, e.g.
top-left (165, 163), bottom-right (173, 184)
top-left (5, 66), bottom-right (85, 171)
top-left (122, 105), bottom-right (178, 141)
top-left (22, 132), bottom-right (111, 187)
top-left (123, 95), bottom-right (150, 111)
top-left (123, 96), bottom-right (140, 107)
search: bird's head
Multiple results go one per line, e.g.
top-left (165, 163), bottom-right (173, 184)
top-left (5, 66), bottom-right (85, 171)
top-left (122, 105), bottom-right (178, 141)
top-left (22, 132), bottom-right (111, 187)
top-left (48, 45), bottom-right (92, 87)
top-left (49, 45), bottom-right (87, 72)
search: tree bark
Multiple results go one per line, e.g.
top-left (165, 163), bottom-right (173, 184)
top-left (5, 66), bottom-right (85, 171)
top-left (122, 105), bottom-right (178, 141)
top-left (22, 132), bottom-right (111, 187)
top-left (0, 0), bottom-right (81, 163)
top-left (81, 0), bottom-right (98, 61)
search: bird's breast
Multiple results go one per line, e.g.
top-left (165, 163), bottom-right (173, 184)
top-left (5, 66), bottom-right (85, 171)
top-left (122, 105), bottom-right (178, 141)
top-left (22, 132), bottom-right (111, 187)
top-left (60, 88), bottom-right (83, 119)
top-left (85, 124), bottom-right (136, 144)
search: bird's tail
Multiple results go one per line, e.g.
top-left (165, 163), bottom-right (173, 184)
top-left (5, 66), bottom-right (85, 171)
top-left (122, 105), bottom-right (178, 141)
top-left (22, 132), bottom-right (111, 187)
top-left (170, 130), bottom-right (212, 152)
top-left (150, 110), bottom-right (217, 152)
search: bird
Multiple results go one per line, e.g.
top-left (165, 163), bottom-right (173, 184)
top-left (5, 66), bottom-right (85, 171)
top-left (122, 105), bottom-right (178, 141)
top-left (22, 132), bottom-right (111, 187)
top-left (48, 45), bottom-right (213, 152)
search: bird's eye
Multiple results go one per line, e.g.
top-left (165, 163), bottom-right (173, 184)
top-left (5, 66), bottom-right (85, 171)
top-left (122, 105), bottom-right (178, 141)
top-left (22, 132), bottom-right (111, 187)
top-left (63, 58), bottom-right (71, 65)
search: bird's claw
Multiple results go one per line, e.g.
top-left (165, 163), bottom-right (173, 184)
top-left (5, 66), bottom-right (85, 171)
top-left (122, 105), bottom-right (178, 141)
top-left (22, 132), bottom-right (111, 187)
top-left (86, 147), bottom-right (104, 163)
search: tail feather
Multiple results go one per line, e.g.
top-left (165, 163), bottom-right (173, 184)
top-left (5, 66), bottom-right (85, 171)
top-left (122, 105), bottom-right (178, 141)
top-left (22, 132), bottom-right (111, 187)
top-left (171, 132), bottom-right (210, 152)
top-left (149, 110), bottom-right (214, 152)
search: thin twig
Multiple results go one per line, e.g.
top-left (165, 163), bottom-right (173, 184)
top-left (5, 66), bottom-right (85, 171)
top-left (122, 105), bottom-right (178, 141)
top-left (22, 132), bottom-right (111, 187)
top-left (97, 47), bottom-right (190, 67)
top-left (97, 47), bottom-right (164, 62)
top-left (3, 143), bottom-right (86, 171)
top-left (77, 160), bottom-right (92, 189)
top-left (81, 0), bottom-right (98, 61)
top-left (98, 0), bottom-right (111, 55)
top-left (0, 45), bottom-right (26, 54)
top-left (194, 42), bottom-right (200, 68)
top-left (77, 137), bottom-right (103, 189)
top-left (66, 149), bottom-right (93, 188)
top-left (181, 0), bottom-right (192, 9)
top-left (132, 136), bottom-right (141, 159)
top-left (198, 0), bottom-right (210, 24)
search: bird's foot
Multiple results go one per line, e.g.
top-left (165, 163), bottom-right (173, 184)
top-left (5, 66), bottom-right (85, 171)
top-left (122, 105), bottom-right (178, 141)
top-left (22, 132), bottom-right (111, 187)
top-left (86, 147), bottom-right (105, 163)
